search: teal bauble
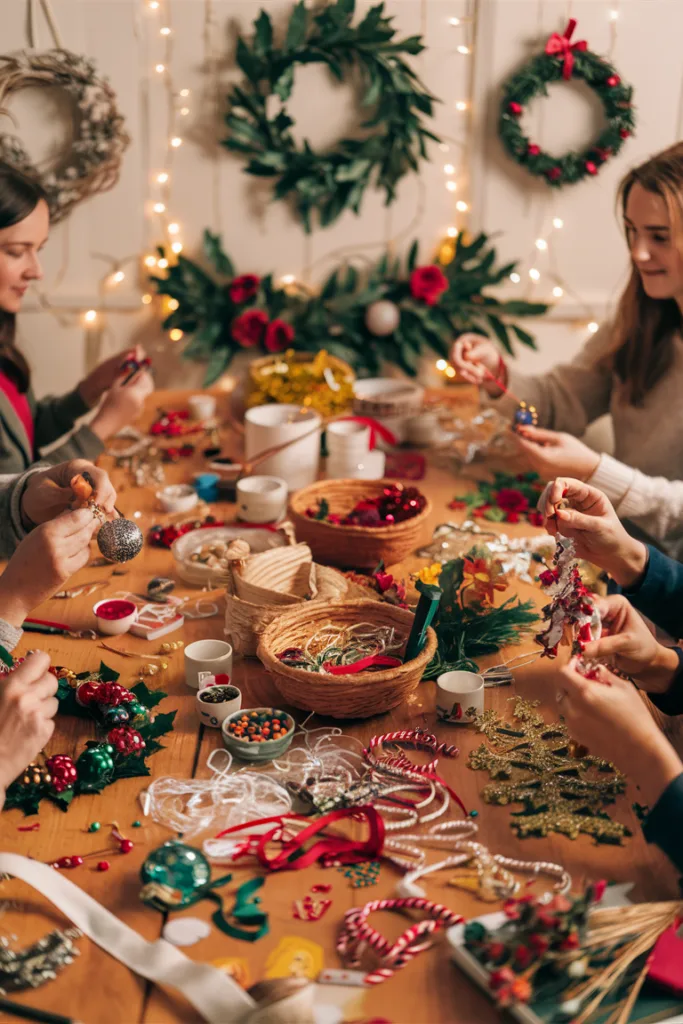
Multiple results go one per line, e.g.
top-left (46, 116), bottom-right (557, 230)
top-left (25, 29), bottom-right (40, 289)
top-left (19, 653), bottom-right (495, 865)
top-left (75, 742), bottom-right (115, 791)
top-left (140, 840), bottom-right (212, 910)
top-left (104, 706), bottom-right (130, 727)
top-left (126, 700), bottom-right (151, 728)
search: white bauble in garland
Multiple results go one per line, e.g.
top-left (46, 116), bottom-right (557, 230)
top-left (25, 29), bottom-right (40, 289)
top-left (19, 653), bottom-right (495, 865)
top-left (364, 300), bottom-right (400, 337)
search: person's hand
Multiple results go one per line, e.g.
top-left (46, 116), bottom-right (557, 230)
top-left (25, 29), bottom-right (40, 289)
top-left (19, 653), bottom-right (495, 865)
top-left (537, 477), bottom-right (648, 587)
top-left (0, 510), bottom-right (98, 626)
top-left (449, 334), bottom-right (504, 395)
top-left (0, 652), bottom-right (59, 803)
top-left (90, 367), bottom-right (154, 442)
top-left (583, 595), bottom-right (680, 692)
top-left (515, 425), bottom-right (600, 481)
top-left (557, 658), bottom-right (683, 807)
top-left (22, 459), bottom-right (117, 527)
top-left (78, 345), bottom-right (147, 408)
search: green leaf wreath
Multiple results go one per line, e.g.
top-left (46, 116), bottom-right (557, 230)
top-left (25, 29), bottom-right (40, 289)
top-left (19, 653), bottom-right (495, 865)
top-left (153, 231), bottom-right (547, 384)
top-left (224, 0), bottom-right (440, 231)
top-left (3, 662), bottom-right (176, 816)
top-left (499, 19), bottom-right (635, 187)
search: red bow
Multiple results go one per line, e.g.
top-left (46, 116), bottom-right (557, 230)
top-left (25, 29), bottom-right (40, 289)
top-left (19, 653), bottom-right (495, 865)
top-left (336, 416), bottom-right (397, 451)
top-left (545, 19), bottom-right (587, 80)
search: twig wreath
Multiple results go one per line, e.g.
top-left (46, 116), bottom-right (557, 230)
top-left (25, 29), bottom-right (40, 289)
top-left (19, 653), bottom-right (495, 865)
top-left (223, 0), bottom-right (440, 231)
top-left (499, 19), bottom-right (635, 188)
top-left (0, 49), bottom-right (130, 223)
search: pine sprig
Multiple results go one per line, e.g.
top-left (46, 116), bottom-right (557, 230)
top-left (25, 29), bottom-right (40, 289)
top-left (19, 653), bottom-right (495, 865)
top-left (223, 0), bottom-right (440, 231)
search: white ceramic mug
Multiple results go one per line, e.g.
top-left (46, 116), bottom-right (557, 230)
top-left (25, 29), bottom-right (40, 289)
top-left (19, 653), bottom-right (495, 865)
top-left (244, 404), bottom-right (321, 491)
top-left (184, 639), bottom-right (234, 689)
top-left (188, 394), bottom-right (217, 421)
top-left (236, 475), bottom-right (287, 523)
top-left (326, 420), bottom-right (371, 458)
top-left (436, 671), bottom-right (485, 724)
top-left (195, 673), bottom-right (242, 727)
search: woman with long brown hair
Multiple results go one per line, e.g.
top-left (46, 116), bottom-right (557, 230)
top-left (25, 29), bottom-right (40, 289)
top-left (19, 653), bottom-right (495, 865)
top-left (450, 142), bottom-right (683, 558)
top-left (0, 161), bottom-right (153, 473)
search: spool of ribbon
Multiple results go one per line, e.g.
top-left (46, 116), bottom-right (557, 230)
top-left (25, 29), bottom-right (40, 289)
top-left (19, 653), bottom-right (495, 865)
top-left (335, 416), bottom-right (397, 450)
top-left (544, 18), bottom-right (587, 80)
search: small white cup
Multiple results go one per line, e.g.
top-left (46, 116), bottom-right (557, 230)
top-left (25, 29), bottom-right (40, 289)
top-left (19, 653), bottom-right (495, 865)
top-left (188, 394), bottom-right (217, 421)
top-left (93, 598), bottom-right (138, 636)
top-left (156, 484), bottom-right (199, 514)
top-left (436, 671), bottom-right (485, 724)
top-left (327, 421), bottom-right (371, 458)
top-left (196, 673), bottom-right (242, 727)
top-left (184, 639), bottom-right (234, 689)
top-left (236, 475), bottom-right (288, 523)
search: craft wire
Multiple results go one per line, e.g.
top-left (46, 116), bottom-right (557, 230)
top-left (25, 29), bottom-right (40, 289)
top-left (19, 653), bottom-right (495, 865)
top-left (290, 622), bottom-right (404, 672)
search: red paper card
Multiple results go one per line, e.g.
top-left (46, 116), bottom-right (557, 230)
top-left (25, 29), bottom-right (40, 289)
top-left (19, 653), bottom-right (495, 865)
top-left (648, 923), bottom-right (683, 995)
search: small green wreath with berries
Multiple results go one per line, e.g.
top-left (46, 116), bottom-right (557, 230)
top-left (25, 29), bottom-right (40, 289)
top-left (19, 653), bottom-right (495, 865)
top-left (223, 0), bottom-right (440, 232)
top-left (499, 19), bottom-right (635, 188)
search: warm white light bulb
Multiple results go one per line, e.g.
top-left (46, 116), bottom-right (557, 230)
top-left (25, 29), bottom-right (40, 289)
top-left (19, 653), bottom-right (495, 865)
top-left (171, 241), bottom-right (183, 254)
top-left (535, 238), bottom-right (548, 251)
top-left (148, 0), bottom-right (159, 8)
top-left (281, 274), bottom-right (296, 285)
top-left (529, 268), bottom-right (541, 281)
top-left (455, 101), bottom-right (468, 112)
top-left (170, 137), bottom-right (182, 148)
top-left (553, 217), bottom-right (564, 229)
top-left (168, 298), bottom-right (179, 311)
top-left (180, 107), bottom-right (190, 116)
top-left (444, 163), bottom-right (455, 175)
top-left (587, 321), bottom-right (599, 333)
top-left (510, 273), bottom-right (521, 284)
top-left (447, 227), bottom-right (457, 238)
top-left (445, 366), bottom-right (456, 378)
top-left (155, 63), bottom-right (165, 74)
top-left (179, 88), bottom-right (190, 98)
top-left (168, 222), bottom-right (180, 234)
top-left (609, 9), bottom-right (619, 20)
top-left (142, 293), bottom-right (153, 305)
top-left (160, 26), bottom-right (171, 35)
top-left (157, 258), bottom-right (169, 269)
top-left (436, 359), bottom-right (447, 371)
top-left (552, 286), bottom-right (564, 298)
top-left (156, 172), bottom-right (169, 184)
top-left (144, 255), bottom-right (157, 268)
top-left (449, 16), bottom-right (461, 26)
top-left (169, 328), bottom-right (183, 341)
top-left (446, 181), bottom-right (457, 193)
top-left (153, 202), bottom-right (166, 213)
top-left (456, 200), bottom-right (468, 212)
top-left (457, 45), bottom-right (471, 55)
top-left (84, 309), bottom-right (97, 323)
top-left (112, 270), bottom-right (125, 283)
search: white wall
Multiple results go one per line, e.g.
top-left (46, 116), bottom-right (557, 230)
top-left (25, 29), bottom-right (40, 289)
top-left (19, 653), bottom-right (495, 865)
top-left (1, 0), bottom-right (681, 411)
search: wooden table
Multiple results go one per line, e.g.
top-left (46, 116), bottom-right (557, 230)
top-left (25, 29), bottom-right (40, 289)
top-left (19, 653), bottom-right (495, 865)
top-left (1, 389), bottom-right (678, 1024)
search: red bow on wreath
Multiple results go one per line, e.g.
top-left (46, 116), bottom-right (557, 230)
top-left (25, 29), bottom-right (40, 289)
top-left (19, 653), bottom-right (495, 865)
top-left (545, 18), bottom-right (587, 80)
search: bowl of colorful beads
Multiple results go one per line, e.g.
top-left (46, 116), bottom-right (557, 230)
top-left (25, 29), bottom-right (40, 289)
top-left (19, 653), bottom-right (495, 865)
top-left (221, 707), bottom-right (295, 762)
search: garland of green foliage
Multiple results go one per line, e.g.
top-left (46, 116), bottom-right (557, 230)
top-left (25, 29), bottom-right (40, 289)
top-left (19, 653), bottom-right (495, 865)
top-left (423, 552), bottom-right (538, 678)
top-left (499, 24), bottom-right (635, 187)
top-left (224, 0), bottom-right (440, 231)
top-left (153, 231), bottom-right (547, 384)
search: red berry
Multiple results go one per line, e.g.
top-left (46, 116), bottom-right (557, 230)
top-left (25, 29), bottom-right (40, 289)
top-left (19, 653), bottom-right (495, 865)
top-left (606, 74), bottom-right (620, 87)
top-left (97, 860), bottom-right (110, 872)
top-left (585, 160), bottom-right (598, 175)
top-left (620, 128), bottom-right (631, 139)
top-left (546, 166), bottom-right (562, 181)
top-left (527, 143), bottom-right (541, 156)
top-left (119, 839), bottom-right (134, 854)
top-left (508, 101), bottom-right (523, 116)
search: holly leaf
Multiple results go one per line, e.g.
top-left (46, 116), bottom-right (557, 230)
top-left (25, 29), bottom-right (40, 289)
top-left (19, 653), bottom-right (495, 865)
top-left (204, 347), bottom-right (233, 386)
top-left (203, 230), bottom-right (234, 277)
top-left (253, 10), bottom-right (273, 57)
top-left (51, 789), bottom-right (75, 812)
top-left (313, 498), bottom-right (330, 520)
top-left (236, 38), bottom-right (262, 83)
top-left (112, 756), bottom-right (151, 781)
top-left (3, 783), bottom-right (42, 815)
top-left (130, 681), bottom-right (167, 709)
top-left (142, 710), bottom-right (177, 742)
top-left (98, 661), bottom-right (120, 683)
top-left (406, 239), bottom-right (419, 272)
top-left (284, 1), bottom-right (308, 51)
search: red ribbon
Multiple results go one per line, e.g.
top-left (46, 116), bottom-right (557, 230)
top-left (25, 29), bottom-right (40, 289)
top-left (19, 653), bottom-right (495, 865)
top-left (336, 416), bottom-right (397, 451)
top-left (545, 19), bottom-right (587, 80)
top-left (322, 655), bottom-right (403, 675)
top-left (215, 806), bottom-right (385, 871)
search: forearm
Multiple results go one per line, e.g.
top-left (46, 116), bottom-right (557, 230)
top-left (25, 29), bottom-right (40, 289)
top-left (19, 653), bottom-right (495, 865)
top-left (635, 643), bottom-right (681, 694)
top-left (599, 538), bottom-right (649, 589)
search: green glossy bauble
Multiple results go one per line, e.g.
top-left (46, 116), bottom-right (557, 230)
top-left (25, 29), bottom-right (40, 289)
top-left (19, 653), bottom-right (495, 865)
top-left (140, 840), bottom-right (211, 909)
top-left (126, 700), bottom-right (151, 728)
top-left (76, 742), bottom-right (115, 791)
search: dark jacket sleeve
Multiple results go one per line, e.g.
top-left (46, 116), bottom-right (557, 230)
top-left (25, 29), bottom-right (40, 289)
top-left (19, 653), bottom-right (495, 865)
top-left (623, 545), bottom-right (683, 639)
top-left (642, 772), bottom-right (683, 875)
top-left (648, 649), bottom-right (683, 717)
top-left (32, 387), bottom-right (104, 463)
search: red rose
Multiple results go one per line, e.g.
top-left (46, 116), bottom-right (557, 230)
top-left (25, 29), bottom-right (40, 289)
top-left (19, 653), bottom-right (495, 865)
top-left (264, 318), bottom-right (295, 353)
top-left (496, 488), bottom-right (529, 514)
top-left (527, 143), bottom-right (541, 156)
top-left (585, 160), bottom-right (598, 175)
top-left (232, 309), bottom-right (268, 348)
top-left (508, 101), bottom-right (523, 116)
top-left (229, 274), bottom-right (260, 304)
top-left (409, 264), bottom-right (448, 305)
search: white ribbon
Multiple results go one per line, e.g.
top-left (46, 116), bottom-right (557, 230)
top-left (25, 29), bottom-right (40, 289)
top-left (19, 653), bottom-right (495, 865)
top-left (0, 853), bottom-right (255, 1023)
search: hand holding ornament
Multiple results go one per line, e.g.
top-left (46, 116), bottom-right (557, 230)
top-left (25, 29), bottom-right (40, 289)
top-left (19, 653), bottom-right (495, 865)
top-left (0, 652), bottom-right (58, 806)
top-left (582, 595), bottom-right (680, 693)
top-left (449, 334), bottom-right (505, 394)
top-left (557, 658), bottom-right (682, 809)
top-left (21, 459), bottom-right (117, 527)
top-left (78, 344), bottom-right (149, 408)
top-left (90, 362), bottom-right (154, 442)
top-left (538, 477), bottom-right (648, 586)
top-left (514, 425), bottom-right (600, 480)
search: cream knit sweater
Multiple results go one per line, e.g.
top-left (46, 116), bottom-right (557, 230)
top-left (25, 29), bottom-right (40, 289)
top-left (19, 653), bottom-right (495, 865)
top-left (488, 323), bottom-right (683, 559)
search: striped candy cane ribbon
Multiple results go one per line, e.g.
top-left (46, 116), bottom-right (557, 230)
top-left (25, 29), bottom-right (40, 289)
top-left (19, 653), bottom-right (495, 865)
top-left (337, 896), bottom-right (464, 985)
top-left (364, 729), bottom-right (467, 816)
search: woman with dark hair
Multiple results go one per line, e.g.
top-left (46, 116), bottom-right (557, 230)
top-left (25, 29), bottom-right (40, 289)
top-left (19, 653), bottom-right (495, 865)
top-left (0, 161), bottom-right (153, 473)
top-left (450, 142), bottom-right (683, 559)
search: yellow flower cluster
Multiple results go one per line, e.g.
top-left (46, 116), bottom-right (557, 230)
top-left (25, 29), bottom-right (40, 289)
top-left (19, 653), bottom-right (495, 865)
top-left (247, 349), bottom-right (355, 416)
top-left (414, 562), bottom-right (443, 586)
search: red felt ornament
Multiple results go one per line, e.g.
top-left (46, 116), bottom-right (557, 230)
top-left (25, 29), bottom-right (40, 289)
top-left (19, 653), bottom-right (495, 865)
top-left (107, 725), bottom-right (146, 755)
top-left (45, 754), bottom-right (78, 794)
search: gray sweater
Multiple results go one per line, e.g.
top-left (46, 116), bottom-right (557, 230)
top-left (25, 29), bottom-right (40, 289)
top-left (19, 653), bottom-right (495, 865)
top-left (0, 466), bottom-right (45, 652)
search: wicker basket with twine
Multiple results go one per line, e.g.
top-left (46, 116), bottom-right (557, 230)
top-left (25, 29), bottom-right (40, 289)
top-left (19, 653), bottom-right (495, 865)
top-left (257, 599), bottom-right (436, 718)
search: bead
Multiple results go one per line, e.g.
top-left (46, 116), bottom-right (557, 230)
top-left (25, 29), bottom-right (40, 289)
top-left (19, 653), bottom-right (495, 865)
top-left (469, 809), bottom-right (478, 818)
top-left (132, 820), bottom-right (142, 828)
top-left (120, 839), bottom-right (134, 854)
top-left (160, 643), bottom-right (171, 653)
top-left (89, 822), bottom-right (101, 832)
top-left (97, 861), bottom-right (110, 872)
top-left (161, 662), bottom-right (169, 671)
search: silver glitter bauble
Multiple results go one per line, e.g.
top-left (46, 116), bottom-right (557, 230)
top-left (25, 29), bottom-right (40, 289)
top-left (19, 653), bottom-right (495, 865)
top-left (97, 518), bottom-right (144, 563)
